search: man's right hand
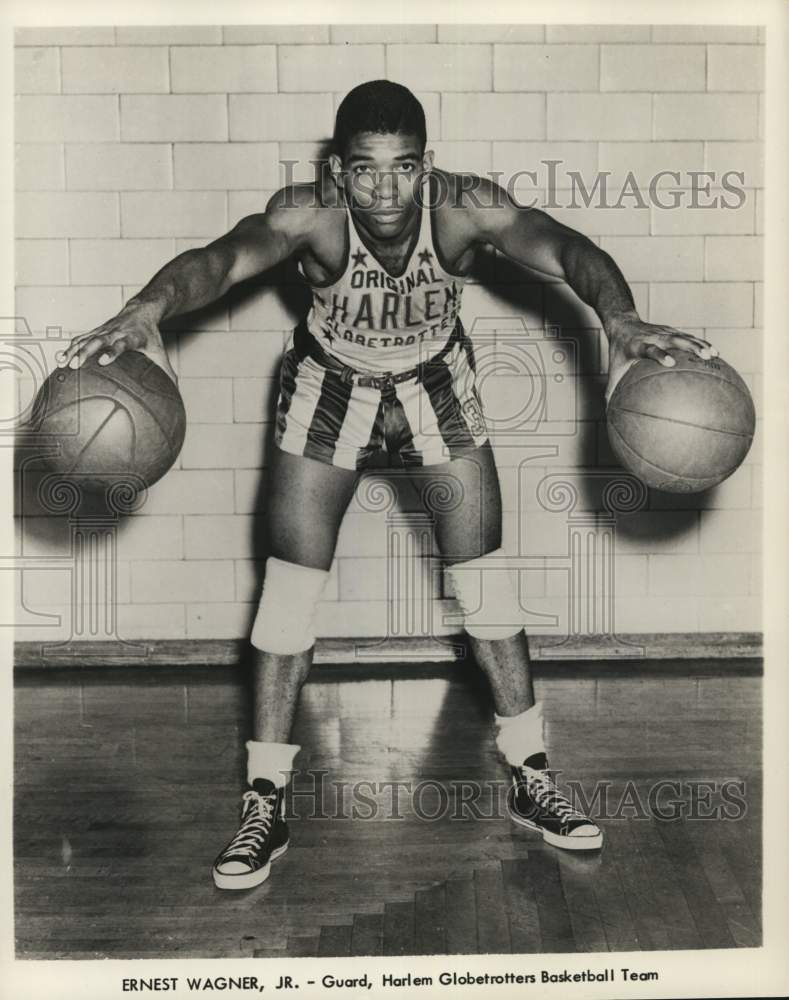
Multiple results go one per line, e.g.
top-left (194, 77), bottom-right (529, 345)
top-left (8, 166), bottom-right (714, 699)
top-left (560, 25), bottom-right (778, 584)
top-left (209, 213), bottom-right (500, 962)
top-left (56, 300), bottom-right (177, 382)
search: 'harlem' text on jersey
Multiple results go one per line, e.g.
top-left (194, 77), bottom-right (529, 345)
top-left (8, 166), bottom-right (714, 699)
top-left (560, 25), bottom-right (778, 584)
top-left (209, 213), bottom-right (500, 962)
top-left (300, 178), bottom-right (467, 374)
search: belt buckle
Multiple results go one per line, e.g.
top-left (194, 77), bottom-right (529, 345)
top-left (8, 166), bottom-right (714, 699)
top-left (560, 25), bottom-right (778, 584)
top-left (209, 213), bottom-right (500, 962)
top-left (380, 372), bottom-right (396, 392)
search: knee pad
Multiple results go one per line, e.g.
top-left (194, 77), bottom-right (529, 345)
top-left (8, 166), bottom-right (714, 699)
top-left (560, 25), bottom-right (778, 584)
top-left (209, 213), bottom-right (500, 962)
top-left (250, 557), bottom-right (330, 654)
top-left (445, 547), bottom-right (523, 640)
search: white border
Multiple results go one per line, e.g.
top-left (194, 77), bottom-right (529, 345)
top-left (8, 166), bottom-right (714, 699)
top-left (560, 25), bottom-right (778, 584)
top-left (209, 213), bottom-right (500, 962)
top-left (1, 1), bottom-right (787, 998)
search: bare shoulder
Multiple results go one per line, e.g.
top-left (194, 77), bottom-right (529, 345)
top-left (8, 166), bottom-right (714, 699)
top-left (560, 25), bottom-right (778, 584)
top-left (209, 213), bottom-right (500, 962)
top-left (267, 179), bottom-right (345, 239)
top-left (263, 183), bottom-right (324, 238)
top-left (430, 167), bottom-right (515, 242)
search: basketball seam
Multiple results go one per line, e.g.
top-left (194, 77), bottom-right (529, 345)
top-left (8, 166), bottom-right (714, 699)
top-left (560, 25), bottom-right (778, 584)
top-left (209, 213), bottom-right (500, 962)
top-left (123, 364), bottom-right (183, 460)
top-left (37, 392), bottom-right (174, 455)
top-left (63, 401), bottom-right (121, 476)
top-left (607, 421), bottom-right (715, 484)
top-left (610, 365), bottom-right (749, 393)
top-left (36, 392), bottom-right (129, 427)
top-left (94, 356), bottom-right (177, 405)
top-left (74, 363), bottom-right (182, 460)
top-left (608, 405), bottom-right (753, 439)
top-left (31, 397), bottom-right (88, 425)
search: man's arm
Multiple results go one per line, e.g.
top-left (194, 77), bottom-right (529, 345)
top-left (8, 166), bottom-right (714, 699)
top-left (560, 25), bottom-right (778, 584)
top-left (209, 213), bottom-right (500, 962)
top-left (57, 189), bottom-right (310, 375)
top-left (463, 179), bottom-right (718, 401)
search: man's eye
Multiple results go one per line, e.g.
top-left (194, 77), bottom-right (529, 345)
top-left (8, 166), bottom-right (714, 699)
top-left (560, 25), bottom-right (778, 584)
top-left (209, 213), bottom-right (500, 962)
top-left (396, 163), bottom-right (416, 173)
top-left (353, 165), bottom-right (371, 175)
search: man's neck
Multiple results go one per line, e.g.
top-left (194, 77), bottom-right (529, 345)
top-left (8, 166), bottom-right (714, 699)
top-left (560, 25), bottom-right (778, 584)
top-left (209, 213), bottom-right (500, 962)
top-left (352, 205), bottom-right (421, 250)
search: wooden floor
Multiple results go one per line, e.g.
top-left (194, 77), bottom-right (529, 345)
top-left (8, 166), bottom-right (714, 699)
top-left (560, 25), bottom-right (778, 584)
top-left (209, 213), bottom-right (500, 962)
top-left (14, 657), bottom-right (762, 959)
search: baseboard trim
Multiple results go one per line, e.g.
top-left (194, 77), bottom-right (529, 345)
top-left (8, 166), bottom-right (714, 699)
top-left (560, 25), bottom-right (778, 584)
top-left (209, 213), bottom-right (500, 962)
top-left (14, 631), bottom-right (763, 668)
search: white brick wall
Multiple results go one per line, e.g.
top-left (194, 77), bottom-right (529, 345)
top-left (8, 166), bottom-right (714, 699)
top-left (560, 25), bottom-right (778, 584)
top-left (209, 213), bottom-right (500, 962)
top-left (654, 94), bottom-right (759, 140)
top-left (15, 47), bottom-right (61, 93)
top-left (548, 94), bottom-right (652, 140)
top-left (173, 143), bottom-right (280, 190)
top-left (170, 46), bottom-right (277, 93)
top-left (229, 94), bottom-right (332, 141)
top-left (15, 143), bottom-right (65, 190)
top-left (387, 44), bottom-right (492, 91)
top-left (70, 238), bottom-right (176, 285)
top-left (600, 45), bottom-right (705, 91)
top-left (16, 95), bottom-right (118, 141)
top-left (61, 46), bottom-right (170, 93)
top-left (279, 45), bottom-right (384, 92)
top-left (598, 141), bottom-right (704, 187)
top-left (223, 25), bottom-right (328, 44)
top-left (15, 240), bottom-right (69, 285)
top-left (442, 93), bottom-right (545, 140)
top-left (496, 45), bottom-right (600, 93)
top-left (120, 95), bottom-right (228, 142)
top-left (14, 22), bottom-right (764, 643)
top-left (179, 378), bottom-right (234, 423)
top-left (120, 191), bottom-right (226, 238)
top-left (66, 143), bottom-right (172, 190)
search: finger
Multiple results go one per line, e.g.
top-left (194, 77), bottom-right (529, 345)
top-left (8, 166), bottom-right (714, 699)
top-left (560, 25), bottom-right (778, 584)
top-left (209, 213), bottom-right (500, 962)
top-left (657, 327), bottom-right (720, 360)
top-left (97, 338), bottom-right (128, 365)
top-left (641, 342), bottom-right (676, 367)
top-left (56, 332), bottom-right (94, 367)
top-left (667, 332), bottom-right (719, 360)
top-left (690, 334), bottom-right (719, 358)
top-left (68, 336), bottom-right (109, 369)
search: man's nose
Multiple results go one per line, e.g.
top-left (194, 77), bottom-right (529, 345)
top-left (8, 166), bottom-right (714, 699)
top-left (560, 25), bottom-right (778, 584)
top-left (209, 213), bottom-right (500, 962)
top-left (373, 170), bottom-right (396, 201)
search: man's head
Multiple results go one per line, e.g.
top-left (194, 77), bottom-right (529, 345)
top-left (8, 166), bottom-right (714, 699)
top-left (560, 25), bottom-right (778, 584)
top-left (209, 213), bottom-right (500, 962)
top-left (329, 80), bottom-right (434, 238)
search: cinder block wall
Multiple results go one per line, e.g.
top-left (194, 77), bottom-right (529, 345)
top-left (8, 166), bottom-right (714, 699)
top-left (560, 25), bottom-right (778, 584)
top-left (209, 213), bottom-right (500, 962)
top-left (14, 24), bottom-right (763, 645)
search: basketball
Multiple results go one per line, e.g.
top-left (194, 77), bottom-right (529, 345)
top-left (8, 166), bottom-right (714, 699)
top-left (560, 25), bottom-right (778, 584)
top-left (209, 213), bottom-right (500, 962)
top-left (606, 349), bottom-right (755, 493)
top-left (30, 350), bottom-right (186, 493)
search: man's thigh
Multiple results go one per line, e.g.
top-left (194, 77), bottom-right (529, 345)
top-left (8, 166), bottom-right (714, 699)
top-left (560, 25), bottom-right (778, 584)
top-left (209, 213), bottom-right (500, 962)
top-left (266, 447), bottom-right (359, 570)
top-left (403, 440), bottom-right (502, 564)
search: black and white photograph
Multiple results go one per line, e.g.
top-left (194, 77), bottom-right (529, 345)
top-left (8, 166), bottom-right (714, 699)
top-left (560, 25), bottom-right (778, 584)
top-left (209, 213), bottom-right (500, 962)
top-left (3, 2), bottom-right (788, 998)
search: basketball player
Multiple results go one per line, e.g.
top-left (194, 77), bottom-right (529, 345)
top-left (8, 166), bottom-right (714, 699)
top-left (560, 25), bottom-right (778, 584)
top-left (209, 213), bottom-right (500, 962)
top-left (58, 81), bottom-right (719, 890)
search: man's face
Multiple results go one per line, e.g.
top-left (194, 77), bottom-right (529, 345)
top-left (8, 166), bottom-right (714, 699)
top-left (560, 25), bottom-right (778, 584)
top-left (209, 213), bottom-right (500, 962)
top-left (331, 131), bottom-right (433, 239)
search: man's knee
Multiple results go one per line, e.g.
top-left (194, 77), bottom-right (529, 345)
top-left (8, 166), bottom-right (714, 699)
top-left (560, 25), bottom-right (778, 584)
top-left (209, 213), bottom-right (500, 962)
top-left (251, 557), bottom-right (331, 654)
top-left (445, 547), bottom-right (524, 640)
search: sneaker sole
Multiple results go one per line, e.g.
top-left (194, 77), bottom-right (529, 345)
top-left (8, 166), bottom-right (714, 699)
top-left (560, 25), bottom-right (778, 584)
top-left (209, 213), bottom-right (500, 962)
top-left (212, 842), bottom-right (289, 891)
top-left (510, 812), bottom-right (603, 851)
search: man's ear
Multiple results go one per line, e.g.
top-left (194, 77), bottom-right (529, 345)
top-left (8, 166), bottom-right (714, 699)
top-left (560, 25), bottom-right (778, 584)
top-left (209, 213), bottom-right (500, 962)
top-left (328, 152), bottom-right (344, 182)
top-left (422, 148), bottom-right (435, 172)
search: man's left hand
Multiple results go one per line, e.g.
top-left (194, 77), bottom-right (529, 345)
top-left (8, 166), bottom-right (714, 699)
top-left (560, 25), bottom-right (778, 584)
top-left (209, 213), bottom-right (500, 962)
top-left (605, 314), bottom-right (719, 406)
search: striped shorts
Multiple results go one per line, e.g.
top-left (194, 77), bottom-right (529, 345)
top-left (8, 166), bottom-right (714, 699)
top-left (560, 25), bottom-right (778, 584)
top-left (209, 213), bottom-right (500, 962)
top-left (273, 323), bottom-right (489, 470)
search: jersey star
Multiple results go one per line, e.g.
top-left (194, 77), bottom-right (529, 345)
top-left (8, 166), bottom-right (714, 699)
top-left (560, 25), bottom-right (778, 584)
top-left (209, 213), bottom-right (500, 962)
top-left (321, 326), bottom-right (335, 344)
top-left (418, 248), bottom-right (433, 265)
top-left (351, 249), bottom-right (368, 268)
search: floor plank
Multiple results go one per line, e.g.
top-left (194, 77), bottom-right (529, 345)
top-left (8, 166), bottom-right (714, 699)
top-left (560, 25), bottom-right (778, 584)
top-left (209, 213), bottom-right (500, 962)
top-left (413, 883), bottom-right (446, 955)
top-left (474, 865), bottom-right (511, 954)
top-left (351, 912), bottom-right (383, 956)
top-left (501, 858), bottom-right (541, 953)
top-left (317, 924), bottom-right (352, 958)
top-left (14, 661), bottom-right (761, 958)
top-left (382, 900), bottom-right (415, 957)
top-left (525, 851), bottom-right (577, 953)
top-left (654, 819), bottom-right (736, 949)
top-left (444, 877), bottom-right (478, 954)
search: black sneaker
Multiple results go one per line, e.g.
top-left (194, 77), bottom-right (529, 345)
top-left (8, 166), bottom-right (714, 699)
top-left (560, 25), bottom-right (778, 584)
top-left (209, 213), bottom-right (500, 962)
top-left (212, 778), bottom-right (289, 890)
top-left (508, 753), bottom-right (603, 851)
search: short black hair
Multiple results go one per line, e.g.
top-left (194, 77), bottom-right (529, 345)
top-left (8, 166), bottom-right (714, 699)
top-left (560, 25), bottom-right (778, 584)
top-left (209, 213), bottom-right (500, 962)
top-left (333, 80), bottom-right (427, 158)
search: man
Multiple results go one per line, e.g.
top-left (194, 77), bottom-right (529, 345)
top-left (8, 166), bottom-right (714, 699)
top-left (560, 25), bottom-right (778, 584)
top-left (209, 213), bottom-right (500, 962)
top-left (58, 80), bottom-right (718, 890)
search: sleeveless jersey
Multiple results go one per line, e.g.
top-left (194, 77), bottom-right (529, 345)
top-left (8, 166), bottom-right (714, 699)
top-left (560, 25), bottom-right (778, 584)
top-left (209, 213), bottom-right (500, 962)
top-left (299, 175), bottom-right (467, 374)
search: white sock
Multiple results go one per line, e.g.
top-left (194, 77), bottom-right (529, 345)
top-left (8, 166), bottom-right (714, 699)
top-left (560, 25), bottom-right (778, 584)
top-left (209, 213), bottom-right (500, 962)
top-left (246, 739), bottom-right (301, 788)
top-left (494, 701), bottom-right (545, 765)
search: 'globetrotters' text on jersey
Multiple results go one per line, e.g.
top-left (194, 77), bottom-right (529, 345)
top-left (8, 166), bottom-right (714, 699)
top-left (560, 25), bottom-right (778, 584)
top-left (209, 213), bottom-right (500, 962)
top-left (299, 175), bottom-right (467, 374)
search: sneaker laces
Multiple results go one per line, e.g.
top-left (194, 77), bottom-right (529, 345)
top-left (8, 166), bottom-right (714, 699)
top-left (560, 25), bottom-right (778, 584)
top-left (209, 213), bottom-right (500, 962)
top-left (219, 790), bottom-right (276, 860)
top-left (517, 766), bottom-right (585, 824)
